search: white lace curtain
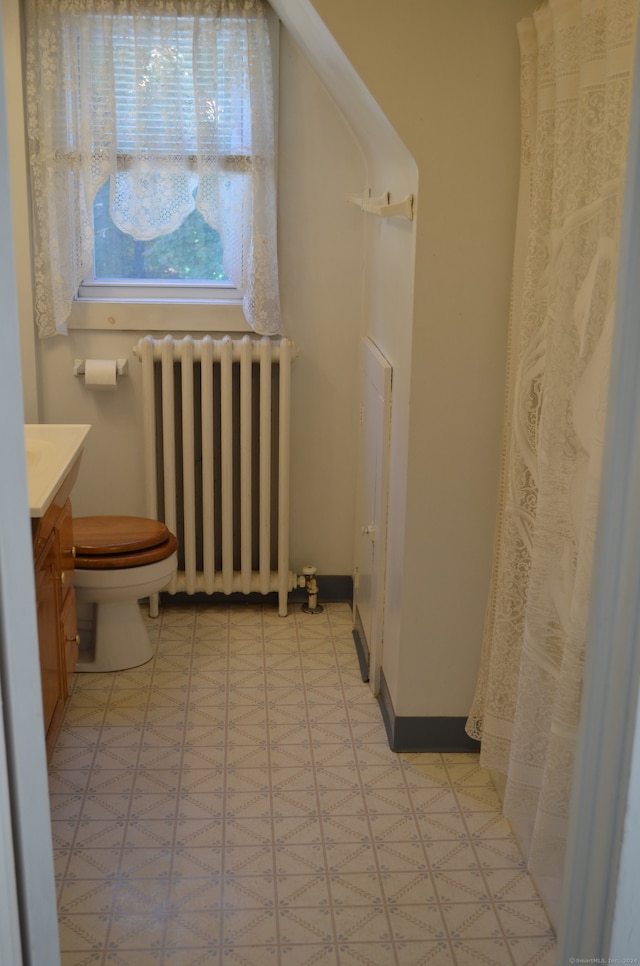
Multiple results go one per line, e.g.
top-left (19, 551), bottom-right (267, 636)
top-left (25, 0), bottom-right (281, 338)
top-left (466, 0), bottom-right (637, 926)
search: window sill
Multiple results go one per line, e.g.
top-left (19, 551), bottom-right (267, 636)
top-left (68, 297), bottom-right (252, 333)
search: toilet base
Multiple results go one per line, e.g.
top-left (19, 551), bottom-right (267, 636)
top-left (73, 550), bottom-right (177, 673)
top-left (75, 599), bottom-right (154, 672)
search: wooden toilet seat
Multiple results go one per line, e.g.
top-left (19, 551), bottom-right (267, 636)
top-left (73, 516), bottom-right (178, 569)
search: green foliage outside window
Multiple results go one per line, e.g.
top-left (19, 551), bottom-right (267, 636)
top-left (93, 181), bottom-right (228, 282)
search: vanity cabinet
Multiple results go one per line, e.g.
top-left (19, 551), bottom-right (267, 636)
top-left (35, 530), bottom-right (62, 739)
top-left (32, 488), bottom-right (79, 756)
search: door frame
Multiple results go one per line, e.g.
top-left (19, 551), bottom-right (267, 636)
top-left (0, 10), bottom-right (61, 963)
top-left (558, 9), bottom-right (640, 956)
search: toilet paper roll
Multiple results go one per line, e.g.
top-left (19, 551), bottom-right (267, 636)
top-left (84, 359), bottom-right (118, 391)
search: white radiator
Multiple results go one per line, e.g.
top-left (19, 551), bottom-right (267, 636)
top-left (135, 334), bottom-right (297, 616)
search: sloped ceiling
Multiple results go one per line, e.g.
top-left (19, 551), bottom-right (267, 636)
top-left (268, 0), bottom-right (416, 185)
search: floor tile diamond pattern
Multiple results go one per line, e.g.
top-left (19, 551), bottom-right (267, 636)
top-left (50, 602), bottom-right (556, 965)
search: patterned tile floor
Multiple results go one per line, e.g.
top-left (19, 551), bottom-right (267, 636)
top-left (49, 601), bottom-right (556, 965)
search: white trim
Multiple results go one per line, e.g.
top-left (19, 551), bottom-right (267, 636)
top-left (0, 665), bottom-right (22, 965)
top-left (558, 9), bottom-right (640, 959)
top-left (360, 337), bottom-right (392, 697)
top-left (0, 9), bottom-right (60, 961)
top-left (67, 297), bottom-right (252, 332)
top-left (610, 703), bottom-right (640, 958)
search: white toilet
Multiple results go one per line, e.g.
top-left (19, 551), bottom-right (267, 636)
top-left (73, 516), bottom-right (178, 672)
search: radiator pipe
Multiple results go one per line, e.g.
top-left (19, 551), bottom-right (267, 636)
top-left (301, 566), bottom-right (323, 614)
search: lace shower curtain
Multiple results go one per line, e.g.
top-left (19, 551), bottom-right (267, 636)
top-left (466, 0), bottom-right (637, 924)
top-left (25, 0), bottom-right (281, 338)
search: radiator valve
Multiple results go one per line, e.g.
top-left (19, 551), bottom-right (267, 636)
top-left (301, 565), bottom-right (323, 614)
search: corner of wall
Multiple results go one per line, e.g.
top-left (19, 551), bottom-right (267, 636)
top-left (3, 0), bottom-right (39, 422)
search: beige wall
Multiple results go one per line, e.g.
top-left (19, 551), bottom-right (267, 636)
top-left (9, 0), bottom-right (535, 721)
top-left (22, 25), bottom-right (366, 579)
top-left (308, 0), bottom-right (534, 716)
top-left (2, 0), bottom-right (38, 422)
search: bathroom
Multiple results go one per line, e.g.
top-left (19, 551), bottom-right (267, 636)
top-left (2, 0), bottom-right (640, 961)
top-left (15, 0), bottom-right (520, 752)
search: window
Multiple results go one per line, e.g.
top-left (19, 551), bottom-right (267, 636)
top-left (77, 168), bottom-right (237, 307)
top-left (25, 0), bottom-right (281, 338)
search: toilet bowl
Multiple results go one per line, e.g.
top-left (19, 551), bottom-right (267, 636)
top-left (73, 516), bottom-right (178, 672)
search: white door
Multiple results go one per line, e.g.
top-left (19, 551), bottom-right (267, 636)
top-left (353, 337), bottom-right (392, 695)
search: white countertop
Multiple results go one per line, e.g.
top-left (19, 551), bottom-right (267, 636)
top-left (25, 424), bottom-right (91, 518)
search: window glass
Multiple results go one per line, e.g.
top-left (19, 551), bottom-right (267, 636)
top-left (92, 181), bottom-right (228, 282)
top-left (23, 2), bottom-right (283, 334)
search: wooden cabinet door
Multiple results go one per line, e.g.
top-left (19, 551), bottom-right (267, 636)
top-left (57, 499), bottom-right (75, 594)
top-left (35, 533), bottom-right (61, 733)
top-left (34, 496), bottom-right (78, 751)
top-left (60, 588), bottom-right (79, 698)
